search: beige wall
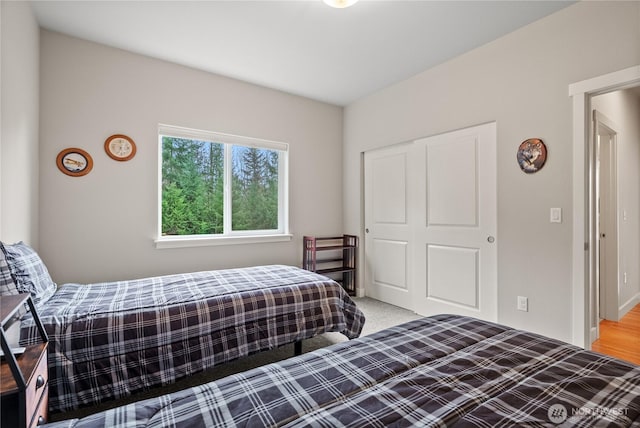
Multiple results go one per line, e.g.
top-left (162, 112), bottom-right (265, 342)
top-left (592, 88), bottom-right (640, 319)
top-left (344, 1), bottom-right (640, 342)
top-left (6, 0), bottom-right (640, 343)
top-left (1, 2), bottom-right (40, 245)
top-left (39, 31), bottom-right (344, 284)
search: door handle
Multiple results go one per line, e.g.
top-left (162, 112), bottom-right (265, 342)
top-left (365, 228), bottom-right (370, 233)
top-left (487, 236), bottom-right (495, 243)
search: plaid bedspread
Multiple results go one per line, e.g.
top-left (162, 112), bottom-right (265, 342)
top-left (19, 265), bottom-right (365, 413)
top-left (45, 314), bottom-right (640, 427)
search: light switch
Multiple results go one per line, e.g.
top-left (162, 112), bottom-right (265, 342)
top-left (517, 296), bottom-right (528, 312)
top-left (550, 208), bottom-right (562, 223)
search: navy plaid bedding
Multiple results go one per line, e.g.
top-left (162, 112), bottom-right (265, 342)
top-left (19, 265), bottom-right (365, 413)
top-left (44, 314), bottom-right (640, 427)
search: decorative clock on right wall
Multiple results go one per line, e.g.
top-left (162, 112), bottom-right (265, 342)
top-left (104, 134), bottom-right (137, 162)
top-left (517, 138), bottom-right (547, 174)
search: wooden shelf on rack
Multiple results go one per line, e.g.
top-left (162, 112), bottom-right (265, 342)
top-left (303, 235), bottom-right (358, 296)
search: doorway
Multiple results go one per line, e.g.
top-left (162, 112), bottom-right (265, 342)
top-left (594, 110), bottom-right (618, 325)
top-left (570, 65), bottom-right (640, 348)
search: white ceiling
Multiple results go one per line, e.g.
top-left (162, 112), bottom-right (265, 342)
top-left (30, 0), bottom-right (574, 106)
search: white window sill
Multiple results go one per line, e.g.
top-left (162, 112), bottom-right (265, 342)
top-left (155, 234), bottom-right (293, 249)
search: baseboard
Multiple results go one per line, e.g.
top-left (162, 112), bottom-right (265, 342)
top-left (589, 326), bottom-right (598, 346)
top-left (619, 292), bottom-right (640, 319)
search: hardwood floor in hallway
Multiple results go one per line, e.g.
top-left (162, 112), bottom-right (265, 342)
top-left (591, 303), bottom-right (640, 365)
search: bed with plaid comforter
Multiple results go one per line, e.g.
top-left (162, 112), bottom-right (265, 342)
top-left (44, 314), bottom-right (640, 427)
top-left (19, 264), bottom-right (365, 413)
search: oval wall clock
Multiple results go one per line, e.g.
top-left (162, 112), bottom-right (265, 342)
top-left (517, 138), bottom-right (547, 174)
top-left (104, 134), bottom-right (137, 161)
top-left (56, 148), bottom-right (93, 177)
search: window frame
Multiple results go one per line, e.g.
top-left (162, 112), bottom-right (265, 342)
top-left (155, 124), bottom-right (291, 249)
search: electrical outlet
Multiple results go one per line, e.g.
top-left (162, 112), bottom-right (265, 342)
top-left (517, 296), bottom-right (528, 312)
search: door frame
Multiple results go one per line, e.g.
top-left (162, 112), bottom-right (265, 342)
top-left (594, 110), bottom-right (619, 325)
top-left (570, 64), bottom-right (640, 348)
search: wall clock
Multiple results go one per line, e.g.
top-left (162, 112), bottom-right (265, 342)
top-left (56, 148), bottom-right (93, 177)
top-left (517, 138), bottom-right (547, 174)
top-left (104, 134), bottom-right (136, 161)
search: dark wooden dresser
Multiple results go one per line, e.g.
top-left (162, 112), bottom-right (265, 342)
top-left (1, 294), bottom-right (49, 427)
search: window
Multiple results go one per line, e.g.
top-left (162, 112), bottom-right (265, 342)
top-left (156, 124), bottom-right (289, 248)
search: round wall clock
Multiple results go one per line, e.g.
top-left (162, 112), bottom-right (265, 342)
top-left (56, 148), bottom-right (93, 177)
top-left (517, 138), bottom-right (547, 174)
top-left (104, 134), bottom-right (136, 161)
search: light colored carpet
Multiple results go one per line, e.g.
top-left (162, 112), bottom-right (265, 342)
top-left (51, 297), bottom-right (421, 421)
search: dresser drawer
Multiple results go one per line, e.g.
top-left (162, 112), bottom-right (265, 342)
top-left (28, 383), bottom-right (48, 428)
top-left (25, 350), bottom-right (48, 426)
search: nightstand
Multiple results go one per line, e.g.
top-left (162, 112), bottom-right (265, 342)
top-left (1, 294), bottom-right (49, 428)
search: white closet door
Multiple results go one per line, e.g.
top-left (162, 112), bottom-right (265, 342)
top-left (364, 122), bottom-right (497, 319)
top-left (414, 122), bottom-right (497, 321)
top-left (364, 143), bottom-right (415, 309)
